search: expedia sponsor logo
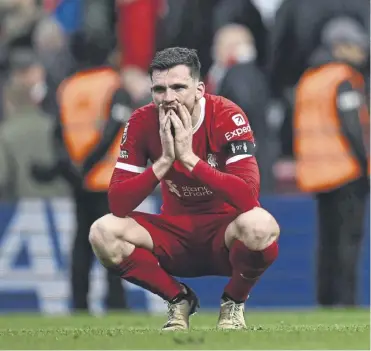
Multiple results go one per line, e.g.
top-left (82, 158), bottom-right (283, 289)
top-left (231, 114), bottom-right (246, 126)
top-left (225, 125), bottom-right (251, 141)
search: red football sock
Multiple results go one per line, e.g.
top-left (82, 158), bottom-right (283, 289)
top-left (115, 248), bottom-right (183, 301)
top-left (224, 240), bottom-right (279, 302)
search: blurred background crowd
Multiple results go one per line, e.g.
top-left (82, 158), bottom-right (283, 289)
top-left (0, 0), bottom-right (369, 313)
top-left (0, 0), bottom-right (369, 197)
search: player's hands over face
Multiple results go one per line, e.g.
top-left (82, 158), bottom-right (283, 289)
top-left (158, 104), bottom-right (175, 163)
top-left (168, 103), bottom-right (194, 162)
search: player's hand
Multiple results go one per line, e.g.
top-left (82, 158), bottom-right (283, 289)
top-left (158, 104), bottom-right (175, 163)
top-left (168, 103), bottom-right (197, 164)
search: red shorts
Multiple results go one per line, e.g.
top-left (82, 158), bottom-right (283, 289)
top-left (129, 211), bottom-right (239, 278)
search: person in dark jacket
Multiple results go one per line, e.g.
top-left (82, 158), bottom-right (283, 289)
top-left (269, 0), bottom-right (369, 159)
top-left (293, 17), bottom-right (369, 306)
top-left (269, 0), bottom-right (369, 97)
top-left (210, 24), bottom-right (273, 192)
top-left (32, 34), bottom-right (131, 312)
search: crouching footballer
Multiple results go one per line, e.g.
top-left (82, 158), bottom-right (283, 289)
top-left (89, 47), bottom-right (280, 331)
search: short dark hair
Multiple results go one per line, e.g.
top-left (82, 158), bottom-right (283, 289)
top-left (149, 47), bottom-right (201, 79)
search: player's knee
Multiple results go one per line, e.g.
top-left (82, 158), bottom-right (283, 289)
top-left (89, 214), bottom-right (127, 266)
top-left (89, 215), bottom-right (110, 249)
top-left (234, 207), bottom-right (280, 251)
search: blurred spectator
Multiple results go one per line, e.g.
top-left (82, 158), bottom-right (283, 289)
top-left (210, 24), bottom-right (274, 192)
top-left (32, 17), bottom-right (74, 88)
top-left (211, 0), bottom-right (268, 69)
top-left (7, 48), bottom-right (59, 118)
top-left (0, 0), bottom-right (43, 50)
top-left (270, 0), bottom-right (369, 97)
top-left (269, 0), bottom-right (370, 167)
top-left (293, 17), bottom-right (370, 306)
top-left (0, 1), bottom-right (46, 120)
top-left (207, 24), bottom-right (258, 94)
top-left (8, 49), bottom-right (46, 103)
top-left (0, 75), bottom-right (68, 200)
top-left (32, 33), bottom-right (131, 312)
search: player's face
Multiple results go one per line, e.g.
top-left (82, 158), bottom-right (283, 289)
top-left (151, 65), bottom-right (204, 115)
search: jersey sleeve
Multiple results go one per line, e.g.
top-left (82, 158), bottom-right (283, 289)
top-left (190, 99), bottom-right (260, 213)
top-left (213, 102), bottom-right (256, 166)
top-left (115, 110), bottom-right (149, 174)
top-left (109, 109), bottom-right (159, 217)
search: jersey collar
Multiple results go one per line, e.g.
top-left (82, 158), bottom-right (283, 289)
top-left (192, 97), bottom-right (206, 134)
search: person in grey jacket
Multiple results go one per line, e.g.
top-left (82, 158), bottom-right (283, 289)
top-left (0, 80), bottom-right (68, 200)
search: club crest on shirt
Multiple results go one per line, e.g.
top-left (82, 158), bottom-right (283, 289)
top-left (121, 122), bottom-right (129, 145)
top-left (207, 153), bottom-right (218, 168)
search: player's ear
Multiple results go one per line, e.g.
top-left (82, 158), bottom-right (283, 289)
top-left (196, 81), bottom-right (205, 101)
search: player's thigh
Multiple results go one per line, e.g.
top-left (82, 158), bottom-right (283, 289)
top-left (196, 212), bottom-right (239, 277)
top-left (92, 212), bottom-right (154, 251)
top-left (129, 212), bottom-right (197, 276)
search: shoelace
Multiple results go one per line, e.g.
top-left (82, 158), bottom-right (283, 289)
top-left (163, 301), bottom-right (186, 328)
top-left (222, 301), bottom-right (245, 326)
top-left (232, 304), bottom-right (245, 326)
top-left (166, 301), bottom-right (177, 320)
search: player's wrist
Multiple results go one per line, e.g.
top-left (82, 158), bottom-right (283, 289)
top-left (159, 155), bottom-right (174, 164)
top-left (153, 156), bottom-right (174, 180)
top-left (180, 153), bottom-right (200, 172)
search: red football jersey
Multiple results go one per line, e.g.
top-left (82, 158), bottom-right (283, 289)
top-left (115, 94), bottom-right (256, 215)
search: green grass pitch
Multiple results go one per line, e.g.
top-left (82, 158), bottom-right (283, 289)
top-left (0, 309), bottom-right (369, 349)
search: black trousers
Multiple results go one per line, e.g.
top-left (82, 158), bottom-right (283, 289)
top-left (71, 190), bottom-right (127, 311)
top-left (316, 178), bottom-right (369, 306)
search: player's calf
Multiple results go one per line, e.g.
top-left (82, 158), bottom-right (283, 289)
top-left (89, 214), bottom-right (188, 313)
top-left (220, 207), bottom-right (280, 329)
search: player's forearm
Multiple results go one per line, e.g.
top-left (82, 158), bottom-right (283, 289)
top-left (152, 156), bottom-right (173, 180)
top-left (108, 167), bottom-right (159, 217)
top-left (191, 159), bottom-right (260, 212)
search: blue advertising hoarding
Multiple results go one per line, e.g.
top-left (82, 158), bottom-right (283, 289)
top-left (0, 195), bottom-right (369, 314)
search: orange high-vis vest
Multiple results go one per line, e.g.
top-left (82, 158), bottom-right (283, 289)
top-left (294, 62), bottom-right (370, 193)
top-left (58, 67), bottom-right (123, 191)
